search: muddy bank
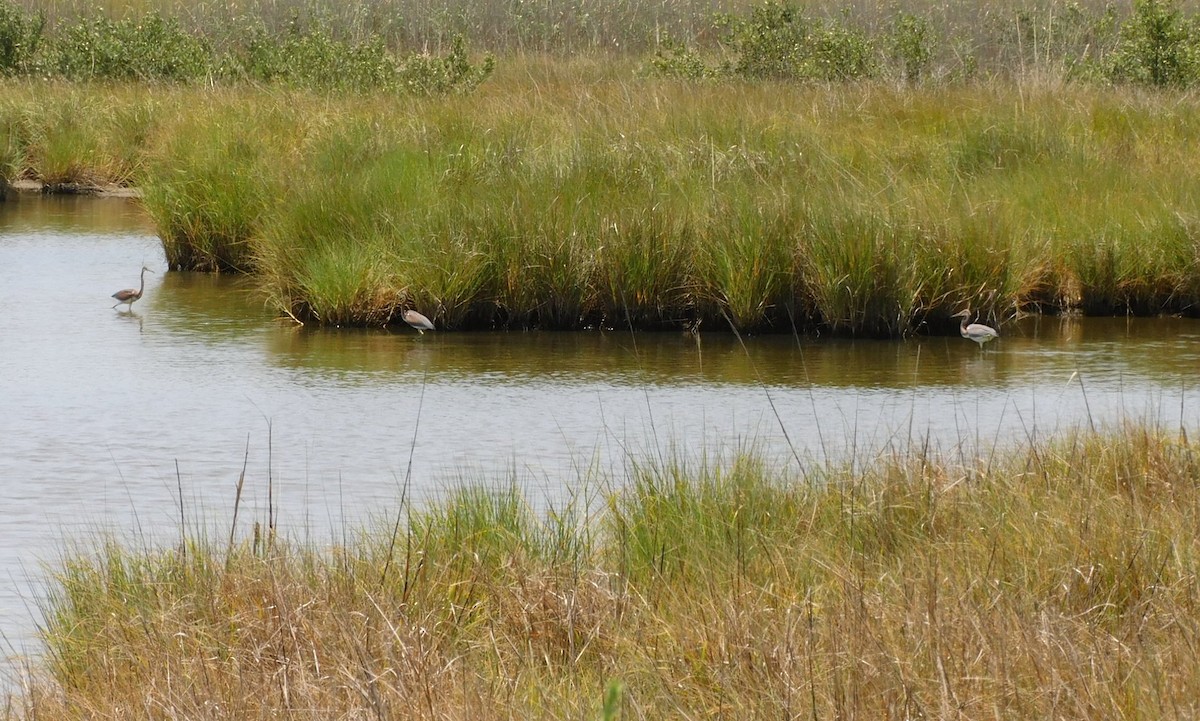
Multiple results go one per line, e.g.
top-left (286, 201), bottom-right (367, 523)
top-left (7, 178), bottom-right (142, 198)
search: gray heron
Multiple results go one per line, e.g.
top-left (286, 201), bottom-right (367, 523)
top-left (953, 309), bottom-right (999, 349)
top-left (112, 267), bottom-right (153, 310)
top-left (403, 309), bottom-right (435, 334)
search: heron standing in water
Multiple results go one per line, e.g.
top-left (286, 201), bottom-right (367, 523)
top-left (112, 266), bottom-right (153, 310)
top-left (953, 309), bottom-right (999, 349)
top-left (403, 309), bottom-right (435, 334)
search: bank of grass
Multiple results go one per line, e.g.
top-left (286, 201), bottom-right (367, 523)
top-left (5, 60), bottom-right (1200, 333)
top-left (154, 69), bottom-right (1200, 334)
top-left (10, 423), bottom-right (1200, 718)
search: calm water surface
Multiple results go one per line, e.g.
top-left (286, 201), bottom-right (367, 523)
top-left (4, 193), bottom-right (1200, 655)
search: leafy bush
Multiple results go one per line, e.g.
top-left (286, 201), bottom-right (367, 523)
top-left (226, 29), bottom-right (494, 93)
top-left (645, 38), bottom-right (710, 80)
top-left (716, 2), bottom-right (875, 81)
top-left (26, 10), bottom-right (493, 93)
top-left (397, 35), bottom-right (496, 94)
top-left (47, 13), bottom-right (209, 81)
top-left (0, 0), bottom-right (41, 76)
top-left (219, 21), bottom-right (395, 90)
top-left (889, 12), bottom-right (932, 84)
top-left (1108, 0), bottom-right (1200, 86)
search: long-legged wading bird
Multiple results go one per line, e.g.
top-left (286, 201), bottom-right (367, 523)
top-left (112, 266), bottom-right (154, 310)
top-left (403, 309), bottom-right (435, 335)
top-left (953, 309), bottom-right (999, 349)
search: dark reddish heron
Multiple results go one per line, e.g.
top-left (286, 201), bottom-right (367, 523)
top-left (403, 309), bottom-right (435, 334)
top-left (112, 266), bottom-right (154, 310)
top-left (953, 309), bottom-right (999, 349)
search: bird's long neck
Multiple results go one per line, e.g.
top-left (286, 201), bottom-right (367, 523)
top-left (959, 316), bottom-right (970, 336)
top-left (138, 268), bottom-right (147, 294)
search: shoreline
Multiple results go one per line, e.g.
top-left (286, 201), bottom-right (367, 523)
top-left (6, 178), bottom-right (142, 199)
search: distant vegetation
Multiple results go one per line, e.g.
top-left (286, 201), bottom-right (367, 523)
top-left (12, 424), bottom-right (1200, 718)
top-left (651, 0), bottom-right (1200, 86)
top-left (3, 0), bottom-right (1200, 87)
top-left (0, 0), bottom-right (494, 90)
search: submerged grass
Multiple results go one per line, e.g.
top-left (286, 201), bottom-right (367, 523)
top-left (11, 423), bottom-right (1200, 718)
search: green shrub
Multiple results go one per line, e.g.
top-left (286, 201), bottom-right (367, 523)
top-left (716, 2), bottom-right (875, 81)
top-left (218, 25), bottom-right (493, 93)
top-left (220, 21), bottom-right (394, 90)
top-left (398, 35), bottom-right (495, 94)
top-left (47, 13), bottom-right (210, 82)
top-left (645, 38), bottom-right (710, 80)
top-left (0, 0), bottom-right (41, 76)
top-left (889, 12), bottom-right (933, 84)
top-left (34, 12), bottom-right (493, 93)
top-left (1108, 0), bottom-right (1200, 86)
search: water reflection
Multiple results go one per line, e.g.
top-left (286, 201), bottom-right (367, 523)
top-left (258, 315), bottom-right (1200, 390)
top-left (0, 192), bottom-right (153, 234)
top-left (114, 307), bottom-right (145, 333)
top-left (150, 271), bottom-right (270, 341)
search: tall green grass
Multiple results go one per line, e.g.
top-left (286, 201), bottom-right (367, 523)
top-left (141, 74), bottom-right (1200, 333)
top-left (6, 63), bottom-right (1200, 333)
top-left (139, 92), bottom-right (315, 271)
top-left (0, 84), bottom-right (146, 188)
top-left (13, 424), bottom-right (1200, 718)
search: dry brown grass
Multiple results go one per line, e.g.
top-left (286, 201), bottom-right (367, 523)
top-left (6, 425), bottom-right (1200, 719)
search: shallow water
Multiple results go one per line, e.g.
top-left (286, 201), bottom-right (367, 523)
top-left (3, 193), bottom-right (1200, 657)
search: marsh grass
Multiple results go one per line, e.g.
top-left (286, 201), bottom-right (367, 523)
top-left (7, 62), bottom-right (1200, 333)
top-left (138, 91), bottom-right (319, 272)
top-left (235, 76), bottom-right (1200, 332)
top-left (12, 423), bottom-right (1200, 718)
top-left (0, 85), bottom-right (143, 188)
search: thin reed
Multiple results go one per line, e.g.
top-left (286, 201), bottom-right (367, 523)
top-left (11, 424), bottom-right (1200, 718)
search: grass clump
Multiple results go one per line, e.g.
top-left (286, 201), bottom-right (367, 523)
top-left (0, 85), bottom-right (149, 188)
top-left (12, 424), bottom-right (1200, 718)
top-left (253, 121), bottom-right (493, 324)
top-left (139, 95), bottom-right (312, 272)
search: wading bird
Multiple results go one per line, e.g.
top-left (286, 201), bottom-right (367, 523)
top-left (953, 309), bottom-right (999, 349)
top-left (111, 266), bottom-right (154, 310)
top-left (403, 309), bottom-right (435, 334)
